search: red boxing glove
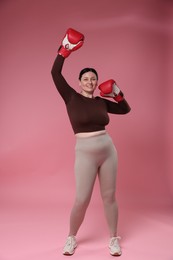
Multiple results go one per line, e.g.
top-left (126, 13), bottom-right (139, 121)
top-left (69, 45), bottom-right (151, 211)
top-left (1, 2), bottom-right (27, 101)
top-left (58, 28), bottom-right (84, 58)
top-left (98, 79), bottom-right (124, 102)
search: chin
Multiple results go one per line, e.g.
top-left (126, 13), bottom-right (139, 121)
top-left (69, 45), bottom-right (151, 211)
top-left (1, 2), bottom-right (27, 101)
top-left (88, 89), bottom-right (94, 93)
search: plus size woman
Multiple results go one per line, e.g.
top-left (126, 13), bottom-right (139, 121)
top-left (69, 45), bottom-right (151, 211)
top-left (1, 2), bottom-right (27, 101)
top-left (51, 28), bottom-right (131, 256)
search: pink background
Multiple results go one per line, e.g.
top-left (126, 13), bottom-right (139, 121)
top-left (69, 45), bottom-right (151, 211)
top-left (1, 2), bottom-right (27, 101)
top-left (0, 0), bottom-right (173, 259)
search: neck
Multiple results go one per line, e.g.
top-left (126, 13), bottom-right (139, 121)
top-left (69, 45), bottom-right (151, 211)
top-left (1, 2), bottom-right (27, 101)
top-left (80, 91), bottom-right (94, 99)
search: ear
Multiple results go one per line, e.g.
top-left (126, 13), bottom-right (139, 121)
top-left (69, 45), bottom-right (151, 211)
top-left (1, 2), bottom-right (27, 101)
top-left (79, 80), bottom-right (82, 87)
top-left (95, 80), bottom-right (98, 88)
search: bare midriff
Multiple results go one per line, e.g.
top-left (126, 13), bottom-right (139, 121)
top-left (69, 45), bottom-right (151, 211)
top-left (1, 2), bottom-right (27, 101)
top-left (75, 130), bottom-right (106, 138)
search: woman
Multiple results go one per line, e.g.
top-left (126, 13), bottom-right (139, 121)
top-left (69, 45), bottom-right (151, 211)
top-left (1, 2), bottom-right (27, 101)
top-left (51, 28), bottom-right (131, 256)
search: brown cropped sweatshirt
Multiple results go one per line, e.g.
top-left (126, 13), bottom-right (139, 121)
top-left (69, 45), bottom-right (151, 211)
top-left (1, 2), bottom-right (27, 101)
top-left (51, 55), bottom-right (131, 134)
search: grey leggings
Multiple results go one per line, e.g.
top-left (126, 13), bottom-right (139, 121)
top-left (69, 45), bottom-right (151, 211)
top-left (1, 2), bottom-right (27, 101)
top-left (69, 133), bottom-right (119, 237)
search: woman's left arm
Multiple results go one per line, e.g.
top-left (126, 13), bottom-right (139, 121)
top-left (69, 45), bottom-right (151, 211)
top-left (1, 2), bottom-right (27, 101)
top-left (102, 98), bottom-right (131, 114)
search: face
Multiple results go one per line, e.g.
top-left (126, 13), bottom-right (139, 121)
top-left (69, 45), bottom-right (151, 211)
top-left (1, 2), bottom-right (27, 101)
top-left (79, 71), bottom-right (98, 94)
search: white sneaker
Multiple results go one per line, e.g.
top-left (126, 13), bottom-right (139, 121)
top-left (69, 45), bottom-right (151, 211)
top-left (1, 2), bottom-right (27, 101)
top-left (109, 236), bottom-right (122, 256)
top-left (62, 235), bottom-right (77, 255)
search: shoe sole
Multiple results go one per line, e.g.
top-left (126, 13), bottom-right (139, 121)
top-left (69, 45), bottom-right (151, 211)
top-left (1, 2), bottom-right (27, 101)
top-left (110, 252), bottom-right (122, 256)
top-left (63, 245), bottom-right (77, 255)
top-left (63, 252), bottom-right (74, 255)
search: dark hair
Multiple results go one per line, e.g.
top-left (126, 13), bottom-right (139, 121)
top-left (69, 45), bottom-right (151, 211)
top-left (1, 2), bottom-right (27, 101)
top-left (79, 68), bottom-right (98, 80)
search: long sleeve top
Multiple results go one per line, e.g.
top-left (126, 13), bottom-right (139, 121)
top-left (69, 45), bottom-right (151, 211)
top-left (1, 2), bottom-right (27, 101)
top-left (51, 55), bottom-right (131, 134)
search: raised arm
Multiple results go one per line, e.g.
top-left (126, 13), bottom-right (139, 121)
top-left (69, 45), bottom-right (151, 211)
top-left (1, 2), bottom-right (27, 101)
top-left (51, 54), bottom-right (75, 103)
top-left (51, 28), bottom-right (84, 104)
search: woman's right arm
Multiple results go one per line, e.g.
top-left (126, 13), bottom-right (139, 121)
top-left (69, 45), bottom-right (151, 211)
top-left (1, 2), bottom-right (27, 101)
top-left (51, 28), bottom-right (84, 104)
top-left (51, 54), bottom-right (75, 104)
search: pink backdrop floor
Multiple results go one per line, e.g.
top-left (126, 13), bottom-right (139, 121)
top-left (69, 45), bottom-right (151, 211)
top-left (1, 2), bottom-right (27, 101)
top-left (0, 179), bottom-right (172, 260)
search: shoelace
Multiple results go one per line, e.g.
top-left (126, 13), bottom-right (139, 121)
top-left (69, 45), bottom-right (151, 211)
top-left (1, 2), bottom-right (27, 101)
top-left (110, 236), bottom-right (121, 246)
top-left (66, 236), bottom-right (75, 247)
